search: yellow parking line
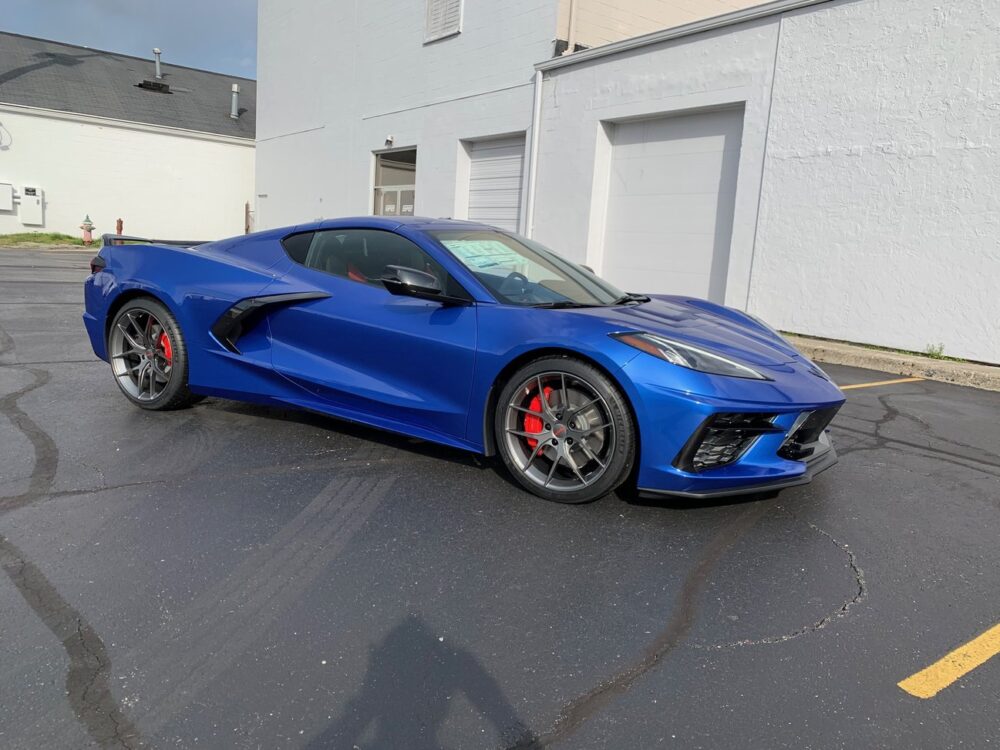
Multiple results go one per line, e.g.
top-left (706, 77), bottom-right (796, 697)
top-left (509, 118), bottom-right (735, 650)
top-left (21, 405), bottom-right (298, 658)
top-left (898, 623), bottom-right (1000, 699)
top-left (839, 377), bottom-right (924, 391)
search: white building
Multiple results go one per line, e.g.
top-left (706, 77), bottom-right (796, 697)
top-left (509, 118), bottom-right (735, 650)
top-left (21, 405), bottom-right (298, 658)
top-left (0, 32), bottom-right (256, 240)
top-left (256, 0), bottom-right (1000, 365)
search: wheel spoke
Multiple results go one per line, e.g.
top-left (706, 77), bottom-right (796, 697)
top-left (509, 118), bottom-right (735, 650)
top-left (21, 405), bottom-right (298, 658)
top-left (565, 451), bottom-right (589, 486)
top-left (582, 422), bottom-right (611, 436)
top-left (535, 375), bottom-right (550, 416)
top-left (543, 453), bottom-right (561, 487)
top-left (509, 404), bottom-right (545, 419)
top-left (567, 397), bottom-right (600, 421)
top-left (124, 311), bottom-right (148, 347)
top-left (118, 322), bottom-right (144, 351)
top-left (578, 441), bottom-right (606, 469)
top-left (560, 373), bottom-right (568, 414)
top-left (507, 428), bottom-right (546, 439)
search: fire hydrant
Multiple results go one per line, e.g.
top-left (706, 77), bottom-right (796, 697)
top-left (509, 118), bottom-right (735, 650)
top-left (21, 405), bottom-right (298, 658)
top-left (80, 215), bottom-right (96, 246)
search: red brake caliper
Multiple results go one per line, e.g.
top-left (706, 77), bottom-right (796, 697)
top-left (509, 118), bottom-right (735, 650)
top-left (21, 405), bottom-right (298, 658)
top-left (159, 332), bottom-right (172, 365)
top-left (523, 386), bottom-right (553, 449)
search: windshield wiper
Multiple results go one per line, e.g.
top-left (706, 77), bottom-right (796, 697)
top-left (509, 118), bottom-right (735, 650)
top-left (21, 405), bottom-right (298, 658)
top-left (610, 293), bottom-right (651, 306)
top-left (530, 300), bottom-right (600, 309)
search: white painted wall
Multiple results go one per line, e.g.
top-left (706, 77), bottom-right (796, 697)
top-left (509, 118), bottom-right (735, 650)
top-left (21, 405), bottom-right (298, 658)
top-left (256, 0), bottom-right (557, 230)
top-left (533, 0), bottom-right (1000, 364)
top-left (531, 17), bottom-right (780, 308)
top-left (0, 105), bottom-right (255, 240)
top-left (749, 0), bottom-right (1000, 365)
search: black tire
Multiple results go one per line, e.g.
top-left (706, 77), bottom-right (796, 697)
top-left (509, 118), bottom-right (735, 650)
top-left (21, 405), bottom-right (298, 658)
top-left (107, 297), bottom-right (200, 411)
top-left (494, 355), bottom-right (636, 503)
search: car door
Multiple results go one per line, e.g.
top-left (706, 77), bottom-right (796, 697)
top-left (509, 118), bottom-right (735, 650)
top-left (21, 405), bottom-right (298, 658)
top-left (267, 227), bottom-right (478, 442)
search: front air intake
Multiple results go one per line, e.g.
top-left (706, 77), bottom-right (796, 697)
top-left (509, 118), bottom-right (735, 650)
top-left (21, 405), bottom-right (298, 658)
top-left (674, 413), bottom-right (782, 473)
top-left (777, 406), bottom-right (841, 460)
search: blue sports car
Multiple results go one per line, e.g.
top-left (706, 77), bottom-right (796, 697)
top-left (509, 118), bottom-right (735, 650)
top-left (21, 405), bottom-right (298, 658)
top-left (83, 217), bottom-right (844, 503)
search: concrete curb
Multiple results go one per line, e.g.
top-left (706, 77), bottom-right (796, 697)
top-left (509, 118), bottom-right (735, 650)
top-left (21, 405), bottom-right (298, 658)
top-left (0, 244), bottom-right (93, 252)
top-left (787, 334), bottom-right (1000, 393)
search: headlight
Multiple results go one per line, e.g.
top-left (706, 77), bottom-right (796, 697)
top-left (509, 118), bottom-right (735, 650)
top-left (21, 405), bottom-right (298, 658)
top-left (611, 332), bottom-right (769, 380)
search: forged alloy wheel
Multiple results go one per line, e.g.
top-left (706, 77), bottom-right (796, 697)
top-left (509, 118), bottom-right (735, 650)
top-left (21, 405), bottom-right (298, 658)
top-left (110, 308), bottom-right (174, 401)
top-left (108, 298), bottom-right (201, 410)
top-left (496, 358), bottom-right (635, 503)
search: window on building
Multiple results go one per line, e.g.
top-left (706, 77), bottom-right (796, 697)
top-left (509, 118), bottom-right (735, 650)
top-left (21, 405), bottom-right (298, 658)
top-left (283, 228), bottom-right (471, 299)
top-left (425, 0), bottom-right (462, 43)
top-left (373, 149), bottom-right (417, 217)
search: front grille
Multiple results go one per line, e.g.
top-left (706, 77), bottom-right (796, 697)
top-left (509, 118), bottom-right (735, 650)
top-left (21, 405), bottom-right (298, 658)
top-left (777, 405), bottom-right (841, 460)
top-left (674, 413), bottom-right (781, 473)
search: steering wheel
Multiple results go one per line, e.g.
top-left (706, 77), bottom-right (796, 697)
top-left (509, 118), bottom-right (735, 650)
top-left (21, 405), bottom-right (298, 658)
top-left (499, 271), bottom-right (530, 296)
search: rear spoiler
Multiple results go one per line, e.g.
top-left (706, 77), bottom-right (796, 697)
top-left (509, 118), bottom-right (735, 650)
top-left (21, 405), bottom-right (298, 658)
top-left (101, 233), bottom-right (209, 248)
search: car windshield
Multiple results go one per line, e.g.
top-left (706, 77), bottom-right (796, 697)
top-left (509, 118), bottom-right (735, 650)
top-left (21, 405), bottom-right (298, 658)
top-left (429, 230), bottom-right (626, 307)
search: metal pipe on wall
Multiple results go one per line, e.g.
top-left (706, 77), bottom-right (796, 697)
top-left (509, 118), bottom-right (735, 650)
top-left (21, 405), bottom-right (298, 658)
top-left (523, 70), bottom-right (544, 238)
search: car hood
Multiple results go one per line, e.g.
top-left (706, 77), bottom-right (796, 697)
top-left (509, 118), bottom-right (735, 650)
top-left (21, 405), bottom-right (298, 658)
top-left (568, 295), bottom-right (802, 367)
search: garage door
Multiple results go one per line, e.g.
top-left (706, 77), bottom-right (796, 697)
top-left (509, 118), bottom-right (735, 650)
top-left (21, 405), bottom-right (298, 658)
top-left (602, 108), bottom-right (744, 302)
top-left (468, 136), bottom-right (525, 232)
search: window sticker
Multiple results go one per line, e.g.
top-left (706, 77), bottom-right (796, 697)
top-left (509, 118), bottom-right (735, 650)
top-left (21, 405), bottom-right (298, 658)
top-left (440, 240), bottom-right (523, 270)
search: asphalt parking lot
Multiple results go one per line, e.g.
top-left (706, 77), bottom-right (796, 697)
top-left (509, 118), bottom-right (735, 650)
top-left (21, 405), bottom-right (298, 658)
top-left (1, 246), bottom-right (998, 749)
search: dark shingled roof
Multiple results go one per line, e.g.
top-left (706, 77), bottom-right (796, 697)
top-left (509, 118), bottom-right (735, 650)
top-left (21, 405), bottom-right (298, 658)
top-left (0, 31), bottom-right (255, 139)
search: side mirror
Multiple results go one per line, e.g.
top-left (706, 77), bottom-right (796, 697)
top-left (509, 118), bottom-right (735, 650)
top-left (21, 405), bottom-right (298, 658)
top-left (381, 265), bottom-right (472, 306)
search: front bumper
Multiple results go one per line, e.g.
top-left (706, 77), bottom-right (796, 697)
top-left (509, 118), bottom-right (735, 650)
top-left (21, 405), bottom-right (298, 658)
top-left (620, 350), bottom-right (846, 499)
top-left (638, 438), bottom-right (838, 499)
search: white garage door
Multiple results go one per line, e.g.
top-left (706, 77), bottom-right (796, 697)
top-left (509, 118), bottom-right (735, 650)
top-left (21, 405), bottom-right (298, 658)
top-left (603, 108), bottom-right (744, 302)
top-left (468, 136), bottom-right (525, 232)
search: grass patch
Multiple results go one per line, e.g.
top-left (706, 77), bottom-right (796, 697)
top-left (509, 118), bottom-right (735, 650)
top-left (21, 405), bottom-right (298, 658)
top-left (0, 232), bottom-right (88, 247)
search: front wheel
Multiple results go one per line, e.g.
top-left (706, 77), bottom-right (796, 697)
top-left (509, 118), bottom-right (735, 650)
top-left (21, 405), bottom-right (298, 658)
top-left (107, 298), bottom-right (201, 410)
top-left (494, 356), bottom-right (636, 503)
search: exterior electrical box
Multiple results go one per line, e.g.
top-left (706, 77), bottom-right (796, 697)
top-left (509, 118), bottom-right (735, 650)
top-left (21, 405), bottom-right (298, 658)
top-left (20, 186), bottom-right (44, 225)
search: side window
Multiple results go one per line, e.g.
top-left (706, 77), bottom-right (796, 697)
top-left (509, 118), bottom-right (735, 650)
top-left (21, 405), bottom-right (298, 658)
top-left (280, 232), bottom-right (314, 264)
top-left (283, 229), bottom-right (471, 300)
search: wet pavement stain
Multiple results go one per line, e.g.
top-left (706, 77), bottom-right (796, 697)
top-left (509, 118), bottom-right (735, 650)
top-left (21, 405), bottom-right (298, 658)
top-left (0, 534), bottom-right (143, 749)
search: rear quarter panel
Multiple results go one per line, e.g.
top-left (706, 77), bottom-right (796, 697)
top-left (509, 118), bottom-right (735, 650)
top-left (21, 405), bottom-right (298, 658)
top-left (83, 237), bottom-right (295, 396)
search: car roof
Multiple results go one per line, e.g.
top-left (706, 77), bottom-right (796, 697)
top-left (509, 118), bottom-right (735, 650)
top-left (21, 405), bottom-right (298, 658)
top-left (283, 216), bottom-right (498, 235)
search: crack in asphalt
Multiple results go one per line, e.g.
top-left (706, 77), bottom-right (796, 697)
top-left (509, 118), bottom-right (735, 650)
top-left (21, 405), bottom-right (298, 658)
top-left (506, 502), bottom-right (769, 750)
top-left (0, 367), bottom-right (59, 512)
top-left (690, 509), bottom-right (867, 650)
top-left (0, 318), bottom-right (142, 748)
top-left (0, 534), bottom-right (142, 749)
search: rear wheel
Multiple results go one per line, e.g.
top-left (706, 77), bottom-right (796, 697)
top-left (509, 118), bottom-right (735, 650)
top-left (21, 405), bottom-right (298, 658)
top-left (107, 298), bottom-right (200, 410)
top-left (494, 356), bottom-right (635, 503)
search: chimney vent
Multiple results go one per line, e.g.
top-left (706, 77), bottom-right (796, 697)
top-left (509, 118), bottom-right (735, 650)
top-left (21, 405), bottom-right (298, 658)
top-left (153, 48), bottom-right (163, 79)
top-left (230, 83), bottom-right (241, 120)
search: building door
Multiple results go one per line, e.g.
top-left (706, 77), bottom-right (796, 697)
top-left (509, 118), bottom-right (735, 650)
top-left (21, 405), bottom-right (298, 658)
top-left (467, 136), bottom-right (525, 232)
top-left (374, 149), bottom-right (417, 217)
top-left (602, 108), bottom-right (743, 302)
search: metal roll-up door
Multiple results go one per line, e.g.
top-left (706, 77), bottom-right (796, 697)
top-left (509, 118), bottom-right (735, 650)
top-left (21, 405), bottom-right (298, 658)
top-left (468, 136), bottom-right (525, 232)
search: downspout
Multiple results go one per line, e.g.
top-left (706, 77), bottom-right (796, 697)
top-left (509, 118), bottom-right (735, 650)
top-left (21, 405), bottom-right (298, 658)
top-left (523, 69), bottom-right (543, 238)
top-left (564, 0), bottom-right (579, 55)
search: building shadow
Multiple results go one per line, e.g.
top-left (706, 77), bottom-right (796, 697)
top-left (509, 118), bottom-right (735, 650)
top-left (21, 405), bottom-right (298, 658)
top-left (306, 615), bottom-right (536, 749)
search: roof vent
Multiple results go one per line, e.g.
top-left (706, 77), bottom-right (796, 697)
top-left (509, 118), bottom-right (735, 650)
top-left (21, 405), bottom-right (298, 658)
top-left (153, 47), bottom-right (163, 79)
top-left (136, 79), bottom-right (172, 94)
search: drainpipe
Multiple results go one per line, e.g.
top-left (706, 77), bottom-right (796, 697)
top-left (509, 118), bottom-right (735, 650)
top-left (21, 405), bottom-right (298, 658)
top-left (563, 0), bottom-right (579, 55)
top-left (153, 48), bottom-right (162, 79)
top-left (523, 69), bottom-right (543, 238)
top-left (230, 84), bottom-right (241, 119)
